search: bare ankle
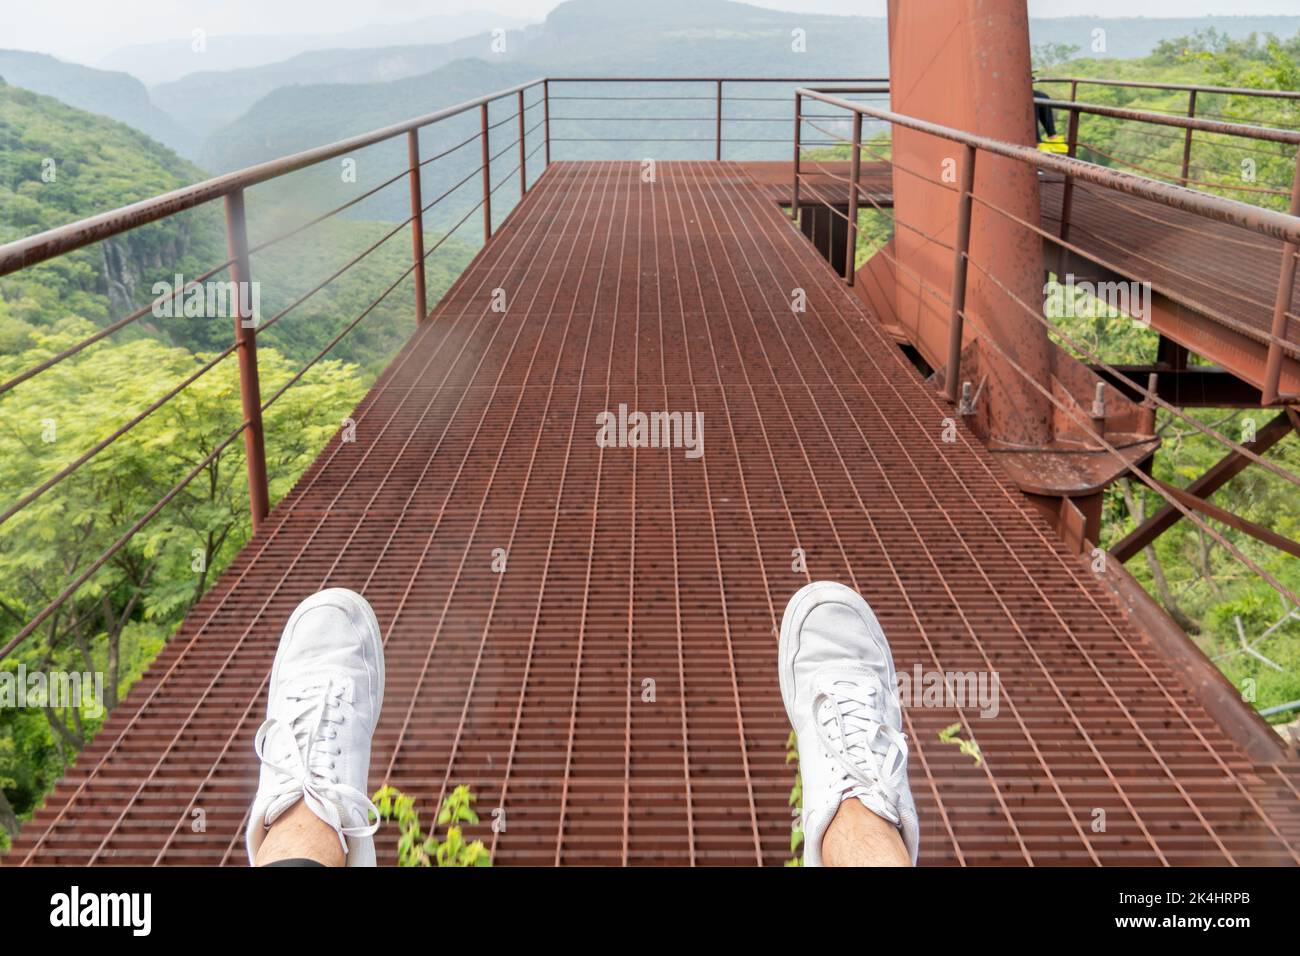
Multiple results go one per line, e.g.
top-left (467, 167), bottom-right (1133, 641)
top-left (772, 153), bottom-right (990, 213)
top-left (821, 798), bottom-right (911, 867)
top-left (254, 799), bottom-right (346, 868)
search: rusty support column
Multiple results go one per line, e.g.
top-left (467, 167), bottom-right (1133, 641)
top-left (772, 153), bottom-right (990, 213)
top-left (791, 92), bottom-right (802, 221)
top-left (715, 80), bottom-right (724, 161)
top-left (406, 131), bottom-right (428, 323)
top-left (1262, 143), bottom-right (1300, 404)
top-left (887, 0), bottom-right (1052, 446)
top-left (518, 89), bottom-right (528, 197)
top-left (1179, 90), bottom-right (1197, 187)
top-left (480, 102), bottom-right (492, 243)
top-left (945, 145), bottom-right (976, 404)
top-left (543, 80), bottom-right (551, 167)
top-left (845, 110), bottom-right (862, 285)
top-left (224, 189), bottom-right (270, 532)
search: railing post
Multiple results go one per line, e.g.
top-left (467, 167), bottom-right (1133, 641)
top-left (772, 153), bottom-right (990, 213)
top-left (480, 102), bottom-right (492, 243)
top-left (1261, 142), bottom-right (1300, 404)
top-left (223, 189), bottom-right (270, 532)
top-left (715, 79), bottom-right (723, 162)
top-left (945, 144), bottom-right (977, 405)
top-left (1180, 89), bottom-right (1197, 187)
top-left (1057, 105), bottom-right (1081, 276)
top-left (543, 80), bottom-right (551, 167)
top-left (517, 89), bottom-right (528, 197)
top-left (406, 130), bottom-right (428, 324)
top-left (844, 110), bottom-right (862, 285)
top-left (791, 92), bottom-right (802, 221)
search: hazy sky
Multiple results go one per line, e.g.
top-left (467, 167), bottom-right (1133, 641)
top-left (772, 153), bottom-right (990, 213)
top-left (8, 0), bottom-right (1299, 63)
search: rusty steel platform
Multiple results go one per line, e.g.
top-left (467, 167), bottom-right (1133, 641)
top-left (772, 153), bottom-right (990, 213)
top-left (12, 161), bottom-right (1300, 867)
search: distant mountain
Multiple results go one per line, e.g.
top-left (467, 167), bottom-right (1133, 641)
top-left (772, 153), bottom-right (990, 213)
top-left (199, 57), bottom-right (543, 231)
top-left (97, 10), bottom-right (535, 86)
top-left (152, 34), bottom-right (530, 142)
top-left (0, 50), bottom-right (196, 159)
top-left (194, 0), bottom-right (1300, 173)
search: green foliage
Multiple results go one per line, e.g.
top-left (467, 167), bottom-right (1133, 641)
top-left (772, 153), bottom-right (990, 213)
top-left (0, 322), bottom-right (365, 845)
top-left (1043, 29), bottom-right (1300, 211)
top-left (0, 61), bottom-right (477, 856)
top-left (1033, 42), bottom-right (1082, 70)
top-left (373, 784), bottom-right (493, 867)
top-left (937, 722), bottom-right (983, 766)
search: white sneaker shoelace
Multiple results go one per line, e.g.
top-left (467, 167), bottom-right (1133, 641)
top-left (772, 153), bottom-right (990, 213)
top-left (253, 673), bottom-right (379, 853)
top-left (812, 670), bottom-right (909, 824)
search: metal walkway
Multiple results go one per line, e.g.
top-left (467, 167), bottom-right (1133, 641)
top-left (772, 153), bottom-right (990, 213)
top-left (13, 161), bottom-right (1300, 865)
top-left (1041, 178), bottom-right (1300, 359)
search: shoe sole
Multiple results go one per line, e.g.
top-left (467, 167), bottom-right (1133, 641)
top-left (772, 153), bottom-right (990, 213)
top-left (777, 581), bottom-right (897, 732)
top-left (268, 587), bottom-right (385, 732)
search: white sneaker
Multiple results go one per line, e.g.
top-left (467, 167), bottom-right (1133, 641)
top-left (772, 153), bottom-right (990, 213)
top-left (246, 588), bottom-right (385, 867)
top-left (779, 581), bottom-right (919, 866)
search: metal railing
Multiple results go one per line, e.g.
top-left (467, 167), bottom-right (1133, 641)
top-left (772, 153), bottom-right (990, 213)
top-left (4, 73), bottom-right (1297, 664)
top-left (545, 76), bottom-right (886, 160)
top-left (1036, 76), bottom-right (1300, 198)
top-left (0, 74), bottom-right (884, 664)
top-left (794, 86), bottom-right (1300, 613)
top-left (0, 78), bottom-right (553, 661)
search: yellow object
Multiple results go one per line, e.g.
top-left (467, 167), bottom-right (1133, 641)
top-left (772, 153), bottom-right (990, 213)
top-left (1039, 135), bottom-right (1068, 154)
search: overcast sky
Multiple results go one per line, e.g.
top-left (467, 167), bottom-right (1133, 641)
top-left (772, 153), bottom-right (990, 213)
top-left (8, 0), bottom-right (1299, 63)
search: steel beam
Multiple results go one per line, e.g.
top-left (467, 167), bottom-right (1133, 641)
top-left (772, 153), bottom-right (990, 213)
top-left (1111, 411), bottom-right (1294, 562)
top-left (1091, 365), bottom-right (1262, 408)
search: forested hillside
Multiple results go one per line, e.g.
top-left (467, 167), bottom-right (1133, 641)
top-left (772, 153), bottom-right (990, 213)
top-left (0, 83), bottom-right (478, 850)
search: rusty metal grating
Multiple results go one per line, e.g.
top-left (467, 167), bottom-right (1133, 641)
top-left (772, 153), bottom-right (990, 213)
top-left (12, 161), bottom-right (1299, 866)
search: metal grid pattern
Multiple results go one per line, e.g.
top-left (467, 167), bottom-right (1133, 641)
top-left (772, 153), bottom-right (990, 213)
top-left (12, 161), bottom-right (1299, 866)
top-left (1041, 178), bottom-right (1300, 348)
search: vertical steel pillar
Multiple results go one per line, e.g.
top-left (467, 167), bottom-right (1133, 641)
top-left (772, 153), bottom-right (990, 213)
top-left (543, 80), bottom-right (551, 167)
top-left (1057, 104), bottom-right (1081, 275)
top-left (715, 80), bottom-right (724, 161)
top-left (791, 92), bottom-right (802, 221)
top-left (844, 110), bottom-right (862, 285)
top-left (1179, 90), bottom-right (1197, 187)
top-left (945, 145), bottom-right (977, 404)
top-left (224, 189), bottom-right (270, 532)
top-left (518, 89), bottom-right (528, 197)
top-left (1262, 144), bottom-right (1300, 404)
top-left (480, 102), bottom-right (492, 242)
top-left (407, 130), bottom-right (428, 323)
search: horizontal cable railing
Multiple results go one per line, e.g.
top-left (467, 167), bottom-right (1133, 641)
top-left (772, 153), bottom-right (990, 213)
top-left (0, 74), bottom-right (891, 666)
top-left (545, 77), bottom-right (887, 160)
top-left (0, 78), bottom-right (551, 663)
top-left (793, 87), bottom-right (1300, 619)
top-left (1034, 76), bottom-right (1300, 207)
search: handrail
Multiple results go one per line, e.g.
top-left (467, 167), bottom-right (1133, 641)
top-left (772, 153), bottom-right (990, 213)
top-left (546, 76), bottom-right (887, 83)
top-left (1038, 97), bottom-right (1300, 146)
top-left (797, 88), bottom-right (1300, 246)
top-left (792, 85), bottom-right (1300, 614)
top-left (0, 73), bottom-right (877, 668)
top-left (1036, 75), bottom-right (1300, 102)
top-left (0, 79), bottom-right (546, 277)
